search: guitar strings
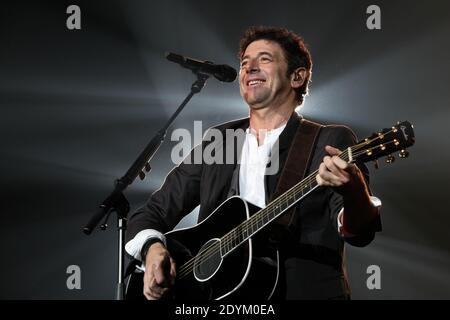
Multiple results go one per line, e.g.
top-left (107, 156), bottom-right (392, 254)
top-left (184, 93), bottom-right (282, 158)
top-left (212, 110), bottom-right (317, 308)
top-left (177, 128), bottom-right (399, 279)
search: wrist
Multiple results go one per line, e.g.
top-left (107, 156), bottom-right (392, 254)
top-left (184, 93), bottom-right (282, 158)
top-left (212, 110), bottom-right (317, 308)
top-left (340, 166), bottom-right (368, 197)
top-left (141, 238), bottom-right (164, 261)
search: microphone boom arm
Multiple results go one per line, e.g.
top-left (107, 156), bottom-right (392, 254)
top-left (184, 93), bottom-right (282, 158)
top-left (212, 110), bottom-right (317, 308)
top-left (83, 71), bottom-right (210, 300)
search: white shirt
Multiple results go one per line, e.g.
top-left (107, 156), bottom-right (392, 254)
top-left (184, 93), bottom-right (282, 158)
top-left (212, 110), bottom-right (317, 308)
top-left (239, 124), bottom-right (286, 208)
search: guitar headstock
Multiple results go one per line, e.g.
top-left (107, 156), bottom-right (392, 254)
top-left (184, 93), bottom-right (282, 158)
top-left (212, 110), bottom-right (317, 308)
top-left (348, 121), bottom-right (415, 164)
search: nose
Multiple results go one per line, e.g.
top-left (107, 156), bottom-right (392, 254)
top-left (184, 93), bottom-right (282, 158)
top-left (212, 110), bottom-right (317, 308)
top-left (243, 58), bottom-right (260, 74)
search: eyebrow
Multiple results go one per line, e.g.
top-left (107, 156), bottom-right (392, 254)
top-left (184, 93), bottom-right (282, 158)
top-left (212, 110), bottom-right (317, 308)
top-left (241, 51), bottom-right (274, 61)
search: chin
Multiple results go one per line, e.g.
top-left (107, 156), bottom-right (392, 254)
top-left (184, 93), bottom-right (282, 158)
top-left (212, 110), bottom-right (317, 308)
top-left (248, 103), bottom-right (269, 110)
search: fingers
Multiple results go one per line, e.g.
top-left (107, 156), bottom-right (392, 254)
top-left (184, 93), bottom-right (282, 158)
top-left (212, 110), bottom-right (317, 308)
top-left (143, 265), bottom-right (172, 300)
top-left (324, 145), bottom-right (349, 169)
top-left (143, 247), bottom-right (176, 300)
top-left (317, 158), bottom-right (349, 185)
top-left (143, 270), bottom-right (158, 300)
top-left (317, 163), bottom-right (348, 187)
top-left (316, 146), bottom-right (356, 187)
top-left (325, 145), bottom-right (341, 156)
top-left (324, 156), bottom-right (349, 180)
top-left (143, 278), bottom-right (170, 300)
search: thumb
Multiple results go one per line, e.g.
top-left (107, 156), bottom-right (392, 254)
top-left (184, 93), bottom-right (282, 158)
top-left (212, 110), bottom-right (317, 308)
top-left (325, 145), bottom-right (341, 156)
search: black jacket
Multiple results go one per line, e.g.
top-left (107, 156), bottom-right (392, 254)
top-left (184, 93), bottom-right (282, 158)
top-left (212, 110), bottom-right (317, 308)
top-left (126, 112), bottom-right (381, 299)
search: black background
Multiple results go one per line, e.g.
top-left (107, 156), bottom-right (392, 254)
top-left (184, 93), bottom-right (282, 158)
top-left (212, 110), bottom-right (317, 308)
top-left (1, 0), bottom-right (449, 299)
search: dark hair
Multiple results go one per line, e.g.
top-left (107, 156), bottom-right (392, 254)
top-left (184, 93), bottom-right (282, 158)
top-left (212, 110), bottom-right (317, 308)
top-left (239, 26), bottom-right (313, 105)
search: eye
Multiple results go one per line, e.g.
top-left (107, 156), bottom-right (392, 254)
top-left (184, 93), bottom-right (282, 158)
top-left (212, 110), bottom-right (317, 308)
top-left (240, 60), bottom-right (248, 68)
top-left (259, 56), bottom-right (272, 63)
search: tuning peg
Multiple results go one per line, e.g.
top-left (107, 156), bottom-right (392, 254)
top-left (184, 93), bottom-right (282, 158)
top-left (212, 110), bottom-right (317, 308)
top-left (399, 149), bottom-right (409, 158)
top-left (373, 160), bottom-right (379, 170)
top-left (139, 171), bottom-right (146, 180)
top-left (144, 162), bottom-right (152, 172)
top-left (386, 154), bottom-right (395, 164)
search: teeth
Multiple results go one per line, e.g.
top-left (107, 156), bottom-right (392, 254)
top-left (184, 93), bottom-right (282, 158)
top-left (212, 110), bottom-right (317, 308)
top-left (248, 80), bottom-right (264, 86)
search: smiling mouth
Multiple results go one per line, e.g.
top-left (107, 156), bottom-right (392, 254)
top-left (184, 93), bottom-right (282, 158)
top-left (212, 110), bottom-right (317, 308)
top-left (247, 80), bottom-right (266, 87)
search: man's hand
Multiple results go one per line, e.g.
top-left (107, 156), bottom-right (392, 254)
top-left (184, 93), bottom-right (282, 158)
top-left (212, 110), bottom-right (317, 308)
top-left (317, 145), bottom-right (378, 234)
top-left (143, 242), bottom-right (176, 300)
top-left (316, 145), bottom-right (365, 194)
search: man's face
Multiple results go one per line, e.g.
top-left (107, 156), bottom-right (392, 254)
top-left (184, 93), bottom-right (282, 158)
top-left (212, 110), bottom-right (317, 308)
top-left (239, 40), bottom-right (293, 110)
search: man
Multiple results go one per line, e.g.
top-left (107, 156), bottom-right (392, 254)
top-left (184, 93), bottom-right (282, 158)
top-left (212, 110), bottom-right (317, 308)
top-left (125, 26), bottom-right (381, 300)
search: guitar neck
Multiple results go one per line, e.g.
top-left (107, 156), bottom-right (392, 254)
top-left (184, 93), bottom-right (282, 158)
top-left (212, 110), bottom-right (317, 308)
top-left (220, 148), bottom-right (353, 256)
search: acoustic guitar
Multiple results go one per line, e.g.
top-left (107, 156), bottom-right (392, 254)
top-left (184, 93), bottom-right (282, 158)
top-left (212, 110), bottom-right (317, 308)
top-left (125, 121), bottom-right (415, 300)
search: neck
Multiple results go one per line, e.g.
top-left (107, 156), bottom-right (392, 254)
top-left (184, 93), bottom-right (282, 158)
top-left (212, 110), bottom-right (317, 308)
top-left (248, 107), bottom-right (292, 145)
top-left (249, 104), bottom-right (293, 129)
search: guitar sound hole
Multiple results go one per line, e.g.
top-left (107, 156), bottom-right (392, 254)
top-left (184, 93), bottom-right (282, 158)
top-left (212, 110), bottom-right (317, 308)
top-left (193, 238), bottom-right (223, 282)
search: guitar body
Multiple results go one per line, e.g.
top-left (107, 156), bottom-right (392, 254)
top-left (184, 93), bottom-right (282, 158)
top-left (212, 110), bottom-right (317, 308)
top-left (125, 196), bottom-right (280, 300)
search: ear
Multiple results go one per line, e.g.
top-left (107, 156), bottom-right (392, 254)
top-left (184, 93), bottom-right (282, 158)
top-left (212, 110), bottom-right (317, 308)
top-left (290, 68), bottom-right (307, 89)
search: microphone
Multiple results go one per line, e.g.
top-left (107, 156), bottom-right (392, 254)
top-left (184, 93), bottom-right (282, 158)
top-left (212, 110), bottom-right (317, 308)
top-left (166, 52), bottom-right (237, 82)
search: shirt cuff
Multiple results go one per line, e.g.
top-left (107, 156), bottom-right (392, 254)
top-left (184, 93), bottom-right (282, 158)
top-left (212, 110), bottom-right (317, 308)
top-left (337, 196), bottom-right (382, 238)
top-left (125, 229), bottom-right (166, 261)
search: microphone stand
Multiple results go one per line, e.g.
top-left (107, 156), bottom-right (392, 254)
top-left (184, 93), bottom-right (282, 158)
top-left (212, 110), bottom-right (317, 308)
top-left (83, 72), bottom-right (210, 300)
